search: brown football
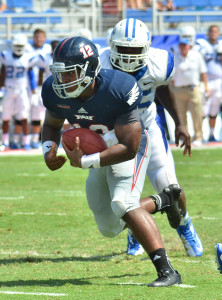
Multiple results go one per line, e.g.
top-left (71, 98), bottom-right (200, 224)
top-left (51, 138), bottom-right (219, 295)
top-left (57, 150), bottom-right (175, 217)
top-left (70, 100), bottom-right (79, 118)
top-left (62, 128), bottom-right (107, 155)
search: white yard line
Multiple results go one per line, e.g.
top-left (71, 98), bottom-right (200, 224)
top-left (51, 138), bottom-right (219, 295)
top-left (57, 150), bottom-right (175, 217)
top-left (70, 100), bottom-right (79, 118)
top-left (0, 291), bottom-right (67, 296)
top-left (0, 196), bottom-right (24, 200)
top-left (13, 212), bottom-right (66, 216)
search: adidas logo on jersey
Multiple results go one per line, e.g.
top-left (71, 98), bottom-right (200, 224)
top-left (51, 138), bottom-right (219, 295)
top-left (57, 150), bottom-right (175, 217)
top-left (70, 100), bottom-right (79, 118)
top-left (78, 107), bottom-right (88, 114)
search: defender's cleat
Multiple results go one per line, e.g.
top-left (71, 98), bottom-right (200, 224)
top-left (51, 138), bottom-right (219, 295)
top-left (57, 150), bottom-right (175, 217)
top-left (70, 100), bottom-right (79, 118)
top-left (163, 184), bottom-right (181, 229)
top-left (147, 269), bottom-right (182, 287)
top-left (215, 243), bottom-right (222, 273)
top-left (177, 217), bottom-right (203, 256)
top-left (126, 231), bottom-right (144, 256)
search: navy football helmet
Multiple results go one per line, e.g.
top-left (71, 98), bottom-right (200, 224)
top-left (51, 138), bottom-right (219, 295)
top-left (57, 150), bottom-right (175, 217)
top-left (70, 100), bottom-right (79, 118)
top-left (50, 36), bottom-right (101, 98)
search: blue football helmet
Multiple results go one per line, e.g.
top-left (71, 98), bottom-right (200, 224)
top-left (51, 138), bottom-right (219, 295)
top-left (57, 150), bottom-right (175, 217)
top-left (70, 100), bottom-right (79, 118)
top-left (50, 36), bottom-right (101, 98)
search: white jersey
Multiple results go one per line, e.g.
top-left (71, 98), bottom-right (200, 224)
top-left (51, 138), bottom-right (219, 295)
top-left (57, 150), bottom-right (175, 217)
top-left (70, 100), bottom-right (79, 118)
top-left (100, 46), bottom-right (175, 128)
top-left (0, 50), bottom-right (37, 88)
top-left (38, 53), bottom-right (53, 81)
top-left (100, 46), bottom-right (179, 195)
top-left (26, 42), bottom-right (52, 82)
top-left (195, 38), bottom-right (222, 80)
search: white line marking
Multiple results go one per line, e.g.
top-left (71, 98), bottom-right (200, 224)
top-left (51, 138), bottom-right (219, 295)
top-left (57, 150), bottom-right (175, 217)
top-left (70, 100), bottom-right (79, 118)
top-left (0, 250), bottom-right (54, 256)
top-left (13, 212), bottom-right (66, 216)
top-left (118, 282), bottom-right (146, 286)
top-left (0, 291), bottom-right (68, 296)
top-left (191, 216), bottom-right (222, 220)
top-left (175, 284), bottom-right (197, 288)
top-left (118, 283), bottom-right (196, 288)
top-left (0, 196), bottom-right (24, 200)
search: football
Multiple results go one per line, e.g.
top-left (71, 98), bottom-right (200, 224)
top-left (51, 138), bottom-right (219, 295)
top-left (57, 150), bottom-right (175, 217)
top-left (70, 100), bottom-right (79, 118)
top-left (62, 128), bottom-right (108, 155)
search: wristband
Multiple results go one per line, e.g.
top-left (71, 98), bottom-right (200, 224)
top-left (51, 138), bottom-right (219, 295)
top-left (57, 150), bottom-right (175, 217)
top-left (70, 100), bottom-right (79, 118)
top-left (81, 153), bottom-right (100, 169)
top-left (42, 141), bottom-right (57, 158)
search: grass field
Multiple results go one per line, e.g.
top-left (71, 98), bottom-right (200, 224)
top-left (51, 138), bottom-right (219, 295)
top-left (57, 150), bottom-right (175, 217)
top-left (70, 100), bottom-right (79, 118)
top-left (0, 148), bottom-right (222, 299)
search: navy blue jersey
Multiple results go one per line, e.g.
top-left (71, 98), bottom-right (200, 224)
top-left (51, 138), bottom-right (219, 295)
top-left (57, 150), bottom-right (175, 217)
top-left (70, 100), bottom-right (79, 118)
top-left (42, 69), bottom-right (143, 134)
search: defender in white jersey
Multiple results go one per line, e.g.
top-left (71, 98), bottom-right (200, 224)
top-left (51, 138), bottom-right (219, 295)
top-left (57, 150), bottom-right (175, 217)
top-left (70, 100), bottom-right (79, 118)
top-left (26, 28), bottom-right (52, 148)
top-left (0, 34), bottom-right (37, 150)
top-left (195, 25), bottom-right (222, 142)
top-left (100, 18), bottom-right (203, 257)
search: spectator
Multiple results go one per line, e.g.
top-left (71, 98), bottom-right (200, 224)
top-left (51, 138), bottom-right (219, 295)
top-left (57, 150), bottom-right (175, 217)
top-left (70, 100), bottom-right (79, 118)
top-left (0, 0), bottom-right (6, 12)
top-left (195, 25), bottom-right (222, 142)
top-left (146, 0), bottom-right (174, 10)
top-left (172, 37), bottom-right (208, 147)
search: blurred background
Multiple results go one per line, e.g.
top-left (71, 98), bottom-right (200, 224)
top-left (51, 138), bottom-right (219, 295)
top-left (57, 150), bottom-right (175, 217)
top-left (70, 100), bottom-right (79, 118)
top-left (0, 0), bottom-right (222, 49)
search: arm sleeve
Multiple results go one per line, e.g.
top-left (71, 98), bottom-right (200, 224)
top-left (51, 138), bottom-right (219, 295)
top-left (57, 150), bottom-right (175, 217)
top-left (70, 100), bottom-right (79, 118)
top-left (115, 108), bottom-right (140, 125)
top-left (28, 68), bottom-right (37, 90)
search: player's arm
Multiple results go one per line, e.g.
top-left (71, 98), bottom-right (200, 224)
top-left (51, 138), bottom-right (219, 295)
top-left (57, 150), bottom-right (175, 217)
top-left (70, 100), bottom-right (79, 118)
top-left (100, 120), bottom-right (142, 166)
top-left (155, 84), bottom-right (191, 157)
top-left (62, 109), bottom-right (142, 169)
top-left (42, 109), bottom-right (67, 171)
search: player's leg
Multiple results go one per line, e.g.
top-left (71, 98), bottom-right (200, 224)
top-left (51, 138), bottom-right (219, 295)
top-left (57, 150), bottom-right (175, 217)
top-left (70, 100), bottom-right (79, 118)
top-left (207, 79), bottom-right (222, 142)
top-left (208, 81), bottom-right (221, 142)
top-left (16, 88), bottom-right (31, 150)
top-left (0, 89), bottom-right (14, 150)
top-left (189, 86), bottom-right (203, 145)
top-left (108, 131), bottom-right (181, 286)
top-left (147, 119), bottom-right (203, 256)
top-left (30, 89), bottom-right (45, 149)
top-left (86, 167), bottom-right (126, 238)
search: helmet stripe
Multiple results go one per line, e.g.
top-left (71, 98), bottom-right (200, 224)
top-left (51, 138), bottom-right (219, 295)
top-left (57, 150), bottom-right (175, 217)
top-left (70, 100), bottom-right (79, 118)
top-left (132, 18), bottom-right (136, 38)
top-left (125, 18), bottom-right (130, 37)
top-left (58, 37), bottom-right (72, 56)
top-left (125, 18), bottom-right (136, 39)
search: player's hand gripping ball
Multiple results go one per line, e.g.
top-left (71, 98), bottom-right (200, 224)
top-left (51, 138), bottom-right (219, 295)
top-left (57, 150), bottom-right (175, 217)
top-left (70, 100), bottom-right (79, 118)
top-left (62, 128), bottom-right (107, 155)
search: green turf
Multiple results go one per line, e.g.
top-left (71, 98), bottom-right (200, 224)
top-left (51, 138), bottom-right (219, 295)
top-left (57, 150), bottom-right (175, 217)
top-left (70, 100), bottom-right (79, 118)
top-left (0, 148), bottom-right (221, 299)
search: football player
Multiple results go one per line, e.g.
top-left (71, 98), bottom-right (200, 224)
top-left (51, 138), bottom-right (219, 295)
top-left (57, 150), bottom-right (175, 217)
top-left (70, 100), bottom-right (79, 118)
top-left (99, 18), bottom-right (203, 257)
top-left (41, 36), bottom-right (182, 287)
top-left (26, 28), bottom-right (52, 149)
top-left (195, 25), bottom-right (222, 142)
top-left (0, 33), bottom-right (37, 150)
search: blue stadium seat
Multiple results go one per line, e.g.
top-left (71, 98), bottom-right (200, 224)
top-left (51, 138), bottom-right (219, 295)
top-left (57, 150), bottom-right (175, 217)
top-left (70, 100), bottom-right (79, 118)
top-left (0, 9), bottom-right (20, 24)
top-left (43, 9), bottom-right (62, 24)
top-left (200, 8), bottom-right (222, 22)
top-left (210, 0), bottom-right (222, 6)
top-left (190, 0), bottom-right (211, 7)
top-left (173, 0), bottom-right (191, 8)
top-left (126, 9), bottom-right (152, 23)
top-left (165, 9), bottom-right (196, 23)
top-left (6, 0), bottom-right (33, 9)
top-left (164, 15), bottom-right (182, 23)
top-left (20, 10), bottom-right (46, 24)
